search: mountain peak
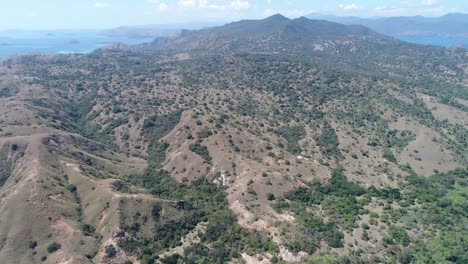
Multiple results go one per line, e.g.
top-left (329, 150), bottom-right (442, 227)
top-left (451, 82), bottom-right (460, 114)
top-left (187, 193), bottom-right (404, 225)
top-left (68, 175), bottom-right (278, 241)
top-left (264, 13), bottom-right (290, 22)
top-left (293, 16), bottom-right (310, 22)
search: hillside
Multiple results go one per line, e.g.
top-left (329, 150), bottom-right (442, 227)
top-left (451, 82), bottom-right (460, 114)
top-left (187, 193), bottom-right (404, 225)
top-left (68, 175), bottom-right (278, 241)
top-left (0, 15), bottom-right (467, 264)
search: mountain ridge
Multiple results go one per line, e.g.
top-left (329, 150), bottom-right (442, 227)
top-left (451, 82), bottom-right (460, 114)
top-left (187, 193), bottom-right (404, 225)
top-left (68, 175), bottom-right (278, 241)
top-left (307, 12), bottom-right (468, 38)
top-left (136, 14), bottom-right (401, 59)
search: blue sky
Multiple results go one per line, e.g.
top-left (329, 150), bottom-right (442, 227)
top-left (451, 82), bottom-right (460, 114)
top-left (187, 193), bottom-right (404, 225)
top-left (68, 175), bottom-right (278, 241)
top-left (1, 0), bottom-right (467, 29)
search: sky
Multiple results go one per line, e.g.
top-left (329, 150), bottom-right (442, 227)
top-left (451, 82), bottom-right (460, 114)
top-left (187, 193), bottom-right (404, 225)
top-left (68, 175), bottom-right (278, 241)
top-left (1, 0), bottom-right (468, 30)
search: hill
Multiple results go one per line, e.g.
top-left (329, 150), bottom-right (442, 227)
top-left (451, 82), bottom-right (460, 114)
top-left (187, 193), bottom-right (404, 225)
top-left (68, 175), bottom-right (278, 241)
top-left (143, 14), bottom-right (382, 53)
top-left (307, 13), bottom-right (468, 38)
top-left (0, 15), bottom-right (467, 264)
top-left (141, 14), bottom-right (465, 77)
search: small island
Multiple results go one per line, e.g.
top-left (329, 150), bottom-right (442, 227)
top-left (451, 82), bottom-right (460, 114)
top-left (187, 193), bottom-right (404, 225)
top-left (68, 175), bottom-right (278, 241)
top-left (68, 39), bottom-right (80, 45)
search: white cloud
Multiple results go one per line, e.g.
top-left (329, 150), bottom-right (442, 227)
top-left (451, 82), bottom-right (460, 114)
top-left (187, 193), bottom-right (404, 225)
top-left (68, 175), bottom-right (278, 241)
top-left (334, 1), bottom-right (446, 17)
top-left (230, 0), bottom-right (251, 11)
top-left (339, 4), bottom-right (360, 12)
top-left (422, 0), bottom-right (439, 7)
top-left (178, 0), bottom-right (196, 9)
top-left (174, 0), bottom-right (252, 12)
top-left (148, 0), bottom-right (169, 12)
top-left (204, 3), bottom-right (227, 11)
top-left (199, 0), bottom-right (208, 8)
top-left (159, 3), bottom-right (169, 11)
top-left (95, 2), bottom-right (109, 8)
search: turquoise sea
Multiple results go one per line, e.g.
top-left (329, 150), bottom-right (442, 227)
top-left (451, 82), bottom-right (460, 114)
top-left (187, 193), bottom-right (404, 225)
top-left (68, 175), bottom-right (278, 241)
top-left (0, 30), bottom-right (154, 58)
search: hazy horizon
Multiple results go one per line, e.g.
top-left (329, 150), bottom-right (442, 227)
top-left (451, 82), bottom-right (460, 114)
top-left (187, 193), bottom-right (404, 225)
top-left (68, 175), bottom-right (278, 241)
top-left (1, 12), bottom-right (468, 32)
top-left (2, 0), bottom-right (468, 30)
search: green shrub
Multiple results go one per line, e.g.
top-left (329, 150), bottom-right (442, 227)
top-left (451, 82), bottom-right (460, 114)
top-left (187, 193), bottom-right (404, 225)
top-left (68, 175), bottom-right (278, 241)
top-left (105, 245), bottom-right (117, 258)
top-left (66, 184), bottom-right (77, 193)
top-left (267, 193), bottom-right (276, 201)
top-left (197, 128), bottom-right (213, 139)
top-left (389, 226), bottom-right (410, 246)
top-left (315, 121), bottom-right (341, 158)
top-left (28, 240), bottom-right (37, 249)
top-left (275, 126), bottom-right (306, 155)
top-left (81, 224), bottom-right (95, 236)
top-left (189, 143), bottom-right (212, 163)
top-left (47, 242), bottom-right (61, 253)
top-left (383, 148), bottom-right (397, 163)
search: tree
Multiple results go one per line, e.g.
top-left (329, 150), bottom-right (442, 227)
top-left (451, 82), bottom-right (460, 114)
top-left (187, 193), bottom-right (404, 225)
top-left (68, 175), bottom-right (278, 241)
top-left (105, 245), bottom-right (117, 258)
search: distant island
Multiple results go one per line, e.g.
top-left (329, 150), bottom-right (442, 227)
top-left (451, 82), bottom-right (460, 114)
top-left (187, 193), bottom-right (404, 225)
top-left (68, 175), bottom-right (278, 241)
top-left (68, 39), bottom-right (80, 45)
top-left (307, 13), bottom-right (468, 38)
top-left (100, 22), bottom-right (217, 38)
top-left (101, 26), bottom-right (181, 38)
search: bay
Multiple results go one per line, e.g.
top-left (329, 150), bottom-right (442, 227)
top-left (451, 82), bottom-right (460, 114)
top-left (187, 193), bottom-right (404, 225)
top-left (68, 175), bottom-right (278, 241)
top-left (0, 30), bottom-right (154, 58)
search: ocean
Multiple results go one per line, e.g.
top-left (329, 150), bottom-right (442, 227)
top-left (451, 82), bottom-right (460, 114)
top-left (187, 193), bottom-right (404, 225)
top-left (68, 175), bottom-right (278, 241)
top-left (400, 36), bottom-right (468, 48)
top-left (0, 30), bottom-right (154, 58)
top-left (1, 30), bottom-right (467, 58)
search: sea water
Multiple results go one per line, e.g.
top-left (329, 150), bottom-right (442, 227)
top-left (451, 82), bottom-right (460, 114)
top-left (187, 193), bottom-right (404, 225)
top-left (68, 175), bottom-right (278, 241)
top-left (0, 30), bottom-right (154, 58)
top-left (400, 36), bottom-right (468, 48)
top-left (1, 31), bottom-right (467, 58)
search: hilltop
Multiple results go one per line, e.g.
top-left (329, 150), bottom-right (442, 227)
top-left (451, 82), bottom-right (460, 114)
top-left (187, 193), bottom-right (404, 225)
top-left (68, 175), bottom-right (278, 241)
top-left (0, 15), bottom-right (467, 264)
